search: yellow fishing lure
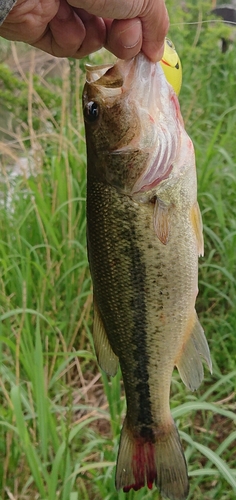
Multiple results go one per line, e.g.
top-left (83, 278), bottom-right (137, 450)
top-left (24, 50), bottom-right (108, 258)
top-left (160, 38), bottom-right (182, 96)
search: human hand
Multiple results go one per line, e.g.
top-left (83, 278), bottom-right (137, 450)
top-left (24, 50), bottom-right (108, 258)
top-left (68, 0), bottom-right (169, 61)
top-left (0, 0), bottom-right (169, 61)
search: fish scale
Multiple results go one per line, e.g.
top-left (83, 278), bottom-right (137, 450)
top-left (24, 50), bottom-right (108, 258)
top-left (87, 182), bottom-right (156, 429)
top-left (83, 47), bottom-right (212, 500)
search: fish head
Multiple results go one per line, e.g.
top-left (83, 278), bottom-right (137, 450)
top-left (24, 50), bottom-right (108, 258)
top-left (83, 54), bottom-right (185, 197)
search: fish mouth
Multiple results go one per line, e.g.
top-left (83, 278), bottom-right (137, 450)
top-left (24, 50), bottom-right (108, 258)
top-left (85, 54), bottom-right (167, 113)
top-left (85, 61), bottom-right (130, 98)
top-left (85, 63), bottom-right (114, 83)
top-left (85, 55), bottom-right (158, 93)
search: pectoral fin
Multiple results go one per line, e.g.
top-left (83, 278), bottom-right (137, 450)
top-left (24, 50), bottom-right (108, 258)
top-left (153, 199), bottom-right (172, 245)
top-left (176, 311), bottom-right (212, 391)
top-left (93, 298), bottom-right (119, 376)
top-left (190, 202), bottom-right (204, 257)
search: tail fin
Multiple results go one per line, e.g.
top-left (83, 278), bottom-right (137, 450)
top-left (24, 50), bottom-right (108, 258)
top-left (115, 417), bottom-right (189, 500)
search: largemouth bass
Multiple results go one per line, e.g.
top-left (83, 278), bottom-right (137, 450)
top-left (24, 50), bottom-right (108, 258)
top-left (82, 50), bottom-right (212, 500)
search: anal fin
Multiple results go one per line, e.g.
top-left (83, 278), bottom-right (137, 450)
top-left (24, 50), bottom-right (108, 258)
top-left (176, 311), bottom-right (212, 391)
top-left (93, 298), bottom-right (119, 377)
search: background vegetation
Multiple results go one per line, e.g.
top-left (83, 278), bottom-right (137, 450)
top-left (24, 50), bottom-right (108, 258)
top-left (0, 1), bottom-right (235, 498)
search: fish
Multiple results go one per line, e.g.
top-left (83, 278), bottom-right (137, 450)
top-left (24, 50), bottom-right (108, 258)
top-left (82, 48), bottom-right (212, 500)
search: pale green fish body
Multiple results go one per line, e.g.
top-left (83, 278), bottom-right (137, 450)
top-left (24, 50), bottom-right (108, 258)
top-left (82, 54), bottom-right (212, 500)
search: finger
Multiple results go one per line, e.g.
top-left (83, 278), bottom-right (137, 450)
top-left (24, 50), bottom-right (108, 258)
top-left (68, 0), bottom-right (169, 61)
top-left (72, 8), bottom-right (106, 58)
top-left (33, 3), bottom-right (105, 58)
top-left (105, 18), bottom-right (142, 60)
top-left (141, 0), bottom-right (169, 61)
top-left (68, 0), bottom-right (140, 18)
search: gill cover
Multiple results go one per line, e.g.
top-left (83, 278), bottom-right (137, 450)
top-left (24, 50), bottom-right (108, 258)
top-left (160, 38), bottom-right (182, 96)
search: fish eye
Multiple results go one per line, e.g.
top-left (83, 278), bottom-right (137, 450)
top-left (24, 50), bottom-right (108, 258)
top-left (84, 101), bottom-right (100, 123)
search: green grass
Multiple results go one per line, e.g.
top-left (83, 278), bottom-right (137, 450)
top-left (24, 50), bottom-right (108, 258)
top-left (0, 1), bottom-right (236, 498)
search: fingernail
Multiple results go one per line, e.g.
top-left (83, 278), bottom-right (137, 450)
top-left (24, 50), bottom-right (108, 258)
top-left (119, 21), bottom-right (141, 49)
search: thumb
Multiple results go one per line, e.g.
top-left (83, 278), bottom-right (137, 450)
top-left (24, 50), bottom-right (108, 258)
top-left (68, 0), bottom-right (169, 61)
top-left (105, 18), bottom-right (142, 60)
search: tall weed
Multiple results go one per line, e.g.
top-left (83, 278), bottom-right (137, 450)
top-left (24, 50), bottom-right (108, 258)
top-left (0, 1), bottom-right (236, 498)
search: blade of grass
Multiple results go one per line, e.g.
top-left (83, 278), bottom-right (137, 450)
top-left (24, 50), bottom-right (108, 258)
top-left (181, 431), bottom-right (236, 491)
top-left (10, 385), bottom-right (48, 497)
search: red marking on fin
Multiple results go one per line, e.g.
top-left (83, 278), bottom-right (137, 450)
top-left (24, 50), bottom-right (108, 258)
top-left (116, 416), bottom-right (189, 498)
top-left (123, 441), bottom-right (157, 493)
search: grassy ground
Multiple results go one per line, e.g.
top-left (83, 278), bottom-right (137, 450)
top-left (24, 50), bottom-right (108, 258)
top-left (0, 1), bottom-right (236, 499)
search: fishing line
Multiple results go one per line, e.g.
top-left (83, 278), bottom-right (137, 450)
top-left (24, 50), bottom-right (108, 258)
top-left (170, 19), bottom-right (236, 26)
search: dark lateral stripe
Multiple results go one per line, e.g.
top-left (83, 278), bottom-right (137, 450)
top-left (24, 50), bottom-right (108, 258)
top-left (88, 181), bottom-right (154, 437)
top-left (128, 223), bottom-right (154, 434)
